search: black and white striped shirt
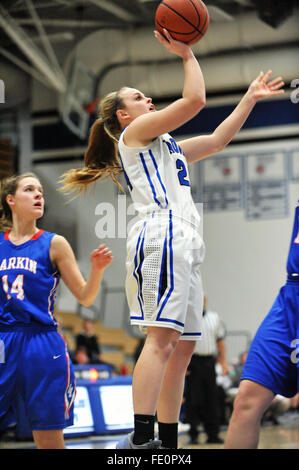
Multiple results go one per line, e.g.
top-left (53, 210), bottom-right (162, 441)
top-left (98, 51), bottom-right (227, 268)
top-left (195, 310), bottom-right (226, 356)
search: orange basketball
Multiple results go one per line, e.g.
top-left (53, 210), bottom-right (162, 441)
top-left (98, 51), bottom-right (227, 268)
top-left (155, 0), bottom-right (209, 45)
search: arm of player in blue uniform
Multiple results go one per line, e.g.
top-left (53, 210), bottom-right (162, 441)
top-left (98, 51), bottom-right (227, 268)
top-left (50, 235), bottom-right (113, 307)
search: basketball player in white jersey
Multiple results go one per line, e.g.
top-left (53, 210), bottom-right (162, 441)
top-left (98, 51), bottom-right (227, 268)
top-left (60, 29), bottom-right (284, 449)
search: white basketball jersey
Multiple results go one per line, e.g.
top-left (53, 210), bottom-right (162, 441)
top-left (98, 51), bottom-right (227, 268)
top-left (118, 132), bottom-right (201, 228)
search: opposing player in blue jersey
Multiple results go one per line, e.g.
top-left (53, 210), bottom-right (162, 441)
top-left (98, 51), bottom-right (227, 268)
top-left (0, 172), bottom-right (113, 449)
top-left (225, 202), bottom-right (299, 448)
top-left (60, 29), bottom-right (284, 449)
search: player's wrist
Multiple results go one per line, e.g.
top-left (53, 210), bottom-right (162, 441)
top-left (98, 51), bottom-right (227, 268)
top-left (244, 88), bottom-right (258, 106)
top-left (90, 264), bottom-right (105, 275)
top-left (181, 48), bottom-right (195, 62)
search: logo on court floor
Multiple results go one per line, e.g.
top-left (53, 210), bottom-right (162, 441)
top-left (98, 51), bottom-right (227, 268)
top-left (290, 79), bottom-right (299, 104)
top-left (0, 80), bottom-right (4, 104)
top-left (290, 339), bottom-right (299, 364)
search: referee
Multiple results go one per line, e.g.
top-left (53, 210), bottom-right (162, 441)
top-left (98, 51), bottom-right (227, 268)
top-left (184, 294), bottom-right (228, 444)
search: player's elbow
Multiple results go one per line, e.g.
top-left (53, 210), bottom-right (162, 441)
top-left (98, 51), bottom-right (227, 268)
top-left (198, 95), bottom-right (206, 110)
top-left (183, 97), bottom-right (205, 121)
top-left (214, 142), bottom-right (226, 155)
top-left (77, 289), bottom-right (94, 307)
top-left (79, 297), bottom-right (93, 307)
top-left (191, 95), bottom-right (206, 113)
top-left (211, 133), bottom-right (228, 154)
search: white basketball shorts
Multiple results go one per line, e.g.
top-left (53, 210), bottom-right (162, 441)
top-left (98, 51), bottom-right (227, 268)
top-left (125, 211), bottom-right (205, 340)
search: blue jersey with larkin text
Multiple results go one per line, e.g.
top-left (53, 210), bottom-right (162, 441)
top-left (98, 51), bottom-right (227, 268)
top-left (0, 230), bottom-right (59, 326)
top-left (286, 202), bottom-right (299, 276)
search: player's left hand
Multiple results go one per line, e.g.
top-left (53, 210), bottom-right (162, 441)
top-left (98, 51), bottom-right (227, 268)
top-left (248, 70), bottom-right (284, 101)
top-left (90, 244), bottom-right (113, 271)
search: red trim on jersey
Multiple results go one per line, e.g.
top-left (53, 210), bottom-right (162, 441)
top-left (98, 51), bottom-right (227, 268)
top-left (4, 229), bottom-right (44, 241)
top-left (31, 229), bottom-right (44, 240)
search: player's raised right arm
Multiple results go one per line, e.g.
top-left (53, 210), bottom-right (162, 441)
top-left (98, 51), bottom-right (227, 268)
top-left (124, 30), bottom-right (206, 145)
top-left (155, 29), bottom-right (206, 108)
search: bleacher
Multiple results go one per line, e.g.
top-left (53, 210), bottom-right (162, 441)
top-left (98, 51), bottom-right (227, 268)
top-left (0, 139), bottom-right (14, 179)
top-left (55, 310), bottom-right (140, 375)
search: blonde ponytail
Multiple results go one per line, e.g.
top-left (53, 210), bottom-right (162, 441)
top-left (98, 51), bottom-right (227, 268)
top-left (60, 89), bottom-right (127, 198)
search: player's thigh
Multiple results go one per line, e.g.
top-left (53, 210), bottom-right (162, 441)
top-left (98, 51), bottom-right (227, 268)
top-left (242, 288), bottom-right (297, 398)
top-left (126, 217), bottom-right (193, 330)
top-left (22, 329), bottom-right (75, 430)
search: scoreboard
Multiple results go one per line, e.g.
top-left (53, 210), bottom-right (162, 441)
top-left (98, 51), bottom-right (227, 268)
top-left (64, 377), bottom-right (134, 437)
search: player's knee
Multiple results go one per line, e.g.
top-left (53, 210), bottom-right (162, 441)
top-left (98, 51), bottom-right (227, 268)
top-left (160, 339), bottom-right (180, 363)
top-left (232, 388), bottom-right (264, 422)
top-left (33, 431), bottom-right (65, 449)
top-left (146, 328), bottom-right (180, 361)
top-left (36, 438), bottom-right (65, 449)
top-left (233, 391), bottom-right (253, 416)
top-left (159, 340), bottom-right (179, 362)
top-left (232, 380), bottom-right (274, 422)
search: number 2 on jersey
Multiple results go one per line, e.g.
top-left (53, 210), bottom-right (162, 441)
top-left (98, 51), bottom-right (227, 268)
top-left (2, 274), bottom-right (25, 300)
top-left (176, 159), bottom-right (190, 187)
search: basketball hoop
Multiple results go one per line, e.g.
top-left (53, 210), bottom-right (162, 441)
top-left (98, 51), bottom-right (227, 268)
top-left (85, 97), bottom-right (100, 115)
top-left (60, 60), bottom-right (96, 140)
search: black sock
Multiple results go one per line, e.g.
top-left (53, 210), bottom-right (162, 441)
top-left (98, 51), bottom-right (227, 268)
top-left (158, 422), bottom-right (178, 449)
top-left (133, 414), bottom-right (155, 445)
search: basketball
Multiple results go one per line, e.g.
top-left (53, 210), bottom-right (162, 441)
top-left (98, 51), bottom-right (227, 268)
top-left (155, 0), bottom-right (209, 45)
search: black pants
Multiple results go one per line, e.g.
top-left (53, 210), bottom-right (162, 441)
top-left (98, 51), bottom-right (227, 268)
top-left (184, 355), bottom-right (220, 440)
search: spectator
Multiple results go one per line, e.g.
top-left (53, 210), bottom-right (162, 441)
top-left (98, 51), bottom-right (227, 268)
top-left (184, 294), bottom-right (228, 444)
top-left (76, 320), bottom-right (102, 364)
top-left (215, 362), bottom-right (233, 426)
top-left (229, 351), bottom-right (248, 389)
top-left (262, 395), bottom-right (290, 425)
top-left (72, 346), bottom-right (90, 365)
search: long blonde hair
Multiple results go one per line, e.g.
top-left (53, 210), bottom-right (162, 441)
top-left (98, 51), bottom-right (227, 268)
top-left (0, 172), bottom-right (39, 232)
top-left (60, 88), bottom-right (127, 198)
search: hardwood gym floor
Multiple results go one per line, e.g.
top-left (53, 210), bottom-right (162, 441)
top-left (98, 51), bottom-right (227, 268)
top-left (1, 412), bottom-right (298, 450)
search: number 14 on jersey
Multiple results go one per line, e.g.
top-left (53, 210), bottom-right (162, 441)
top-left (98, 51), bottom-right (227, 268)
top-left (2, 274), bottom-right (25, 300)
